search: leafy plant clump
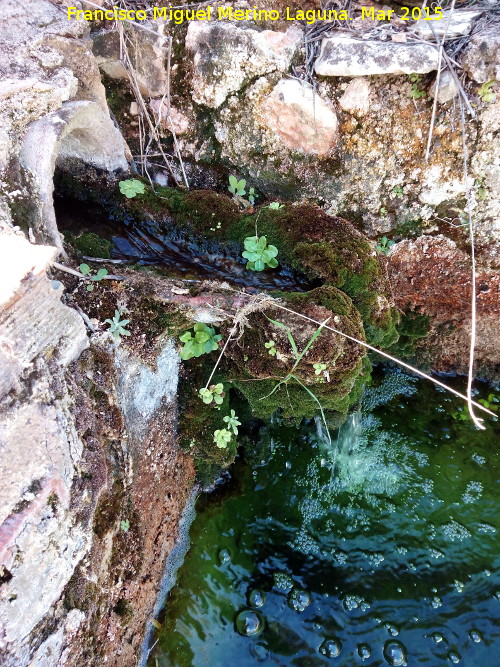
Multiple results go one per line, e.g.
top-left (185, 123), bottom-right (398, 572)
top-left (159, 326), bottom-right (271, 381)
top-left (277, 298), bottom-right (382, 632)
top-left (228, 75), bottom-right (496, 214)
top-left (214, 428), bottom-right (232, 449)
top-left (199, 383), bottom-right (225, 405)
top-left (409, 73), bottom-right (427, 99)
top-left (478, 80), bottom-right (496, 103)
top-left (242, 235), bottom-right (279, 271)
top-left (79, 263), bottom-right (108, 291)
top-left (104, 309), bottom-right (131, 341)
top-left (223, 409), bottom-right (241, 434)
top-left (265, 340), bottom-right (277, 356)
top-left (179, 323), bottom-right (222, 360)
top-left (375, 236), bottom-right (395, 256)
top-left (228, 175), bottom-right (247, 197)
top-left (119, 179), bottom-right (145, 199)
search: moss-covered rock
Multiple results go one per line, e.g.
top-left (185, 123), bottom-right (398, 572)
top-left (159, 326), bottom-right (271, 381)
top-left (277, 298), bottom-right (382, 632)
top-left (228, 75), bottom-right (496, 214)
top-left (72, 232), bottom-right (113, 258)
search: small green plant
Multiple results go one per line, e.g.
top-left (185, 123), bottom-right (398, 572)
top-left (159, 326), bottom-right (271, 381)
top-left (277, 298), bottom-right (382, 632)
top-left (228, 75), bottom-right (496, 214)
top-left (478, 393), bottom-right (499, 413)
top-left (392, 185), bottom-right (404, 198)
top-left (262, 315), bottom-right (332, 443)
top-left (104, 309), bottom-right (131, 341)
top-left (242, 236), bottom-right (279, 272)
top-left (409, 73), bottom-right (427, 99)
top-left (376, 236), bottom-right (395, 256)
top-left (79, 263), bottom-right (108, 291)
top-left (214, 428), bottom-right (232, 449)
top-left (313, 362), bottom-right (327, 376)
top-left (478, 80), bottom-right (496, 103)
top-left (199, 383), bottom-right (225, 405)
top-left (120, 519), bottom-right (130, 532)
top-left (119, 179), bottom-right (145, 198)
top-left (265, 340), bottom-right (277, 356)
top-left (228, 174), bottom-right (247, 197)
top-left (268, 201), bottom-right (284, 210)
top-left (179, 323), bottom-right (222, 360)
top-left (223, 409), bottom-right (241, 435)
top-left (248, 187), bottom-right (257, 205)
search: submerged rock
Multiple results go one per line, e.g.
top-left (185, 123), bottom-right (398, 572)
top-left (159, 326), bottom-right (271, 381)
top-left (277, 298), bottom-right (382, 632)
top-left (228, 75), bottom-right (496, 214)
top-left (315, 37), bottom-right (440, 77)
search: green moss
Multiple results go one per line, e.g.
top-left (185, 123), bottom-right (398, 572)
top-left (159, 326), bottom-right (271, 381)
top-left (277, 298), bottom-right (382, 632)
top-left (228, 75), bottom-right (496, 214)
top-left (387, 312), bottom-right (431, 358)
top-left (72, 232), bottom-right (113, 258)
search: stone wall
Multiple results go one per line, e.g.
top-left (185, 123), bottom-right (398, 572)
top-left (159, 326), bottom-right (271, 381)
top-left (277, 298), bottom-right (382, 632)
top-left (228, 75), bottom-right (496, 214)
top-left (0, 2), bottom-right (194, 664)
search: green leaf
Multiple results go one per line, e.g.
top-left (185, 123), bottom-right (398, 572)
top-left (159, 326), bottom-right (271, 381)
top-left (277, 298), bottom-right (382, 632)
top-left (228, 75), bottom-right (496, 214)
top-left (229, 175), bottom-right (238, 187)
top-left (79, 263), bottom-right (90, 275)
top-left (179, 332), bottom-right (192, 343)
top-left (254, 259), bottom-right (265, 271)
top-left (267, 257), bottom-right (278, 268)
top-left (86, 284), bottom-right (94, 292)
top-left (96, 268), bottom-right (108, 279)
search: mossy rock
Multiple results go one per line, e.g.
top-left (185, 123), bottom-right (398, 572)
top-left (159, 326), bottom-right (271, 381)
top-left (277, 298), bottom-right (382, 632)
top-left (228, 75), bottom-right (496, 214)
top-left (72, 232), bottom-right (113, 258)
top-left (231, 356), bottom-right (370, 422)
top-left (387, 311), bottom-right (430, 358)
top-left (54, 173), bottom-right (399, 347)
top-left (226, 203), bottom-right (400, 348)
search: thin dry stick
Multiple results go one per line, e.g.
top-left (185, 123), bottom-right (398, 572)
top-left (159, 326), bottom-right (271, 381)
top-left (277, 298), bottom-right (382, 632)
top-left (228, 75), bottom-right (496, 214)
top-left (52, 261), bottom-right (124, 281)
top-left (459, 94), bottom-right (484, 430)
top-left (425, 0), bottom-right (456, 162)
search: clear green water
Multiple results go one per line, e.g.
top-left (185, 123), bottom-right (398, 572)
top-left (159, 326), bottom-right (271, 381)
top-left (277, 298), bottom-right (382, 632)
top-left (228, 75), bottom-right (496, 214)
top-left (151, 371), bottom-right (500, 666)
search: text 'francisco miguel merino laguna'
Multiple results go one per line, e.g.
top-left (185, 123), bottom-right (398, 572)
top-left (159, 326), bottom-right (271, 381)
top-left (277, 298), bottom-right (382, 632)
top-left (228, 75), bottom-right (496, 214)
top-left (67, 5), bottom-right (445, 25)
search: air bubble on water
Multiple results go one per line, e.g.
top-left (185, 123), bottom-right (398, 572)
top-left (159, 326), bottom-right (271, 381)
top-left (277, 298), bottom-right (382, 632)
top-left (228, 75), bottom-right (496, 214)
top-left (431, 596), bottom-right (443, 609)
top-left (249, 642), bottom-right (269, 661)
top-left (343, 594), bottom-right (366, 611)
top-left (234, 609), bottom-right (264, 637)
top-left (331, 550), bottom-right (348, 565)
top-left (429, 548), bottom-right (445, 560)
top-left (442, 520), bottom-right (471, 542)
top-left (368, 552), bottom-right (385, 567)
top-left (432, 633), bottom-right (444, 644)
top-left (218, 548), bottom-right (231, 564)
top-left (383, 640), bottom-right (407, 666)
top-left (396, 545), bottom-right (408, 555)
top-left (453, 580), bottom-right (464, 593)
top-left (484, 569), bottom-right (491, 577)
top-left (385, 623), bottom-right (399, 636)
top-left (471, 453), bottom-right (486, 465)
top-left (273, 572), bottom-right (294, 593)
top-left (478, 523), bottom-right (496, 534)
top-left (469, 629), bottom-right (482, 643)
top-left (462, 481), bottom-right (483, 504)
top-left (357, 643), bottom-right (371, 660)
top-left (448, 651), bottom-right (461, 663)
top-left (319, 638), bottom-right (342, 658)
top-left (248, 589), bottom-right (265, 608)
top-left (285, 461), bottom-right (292, 469)
top-left (288, 589), bottom-right (311, 613)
